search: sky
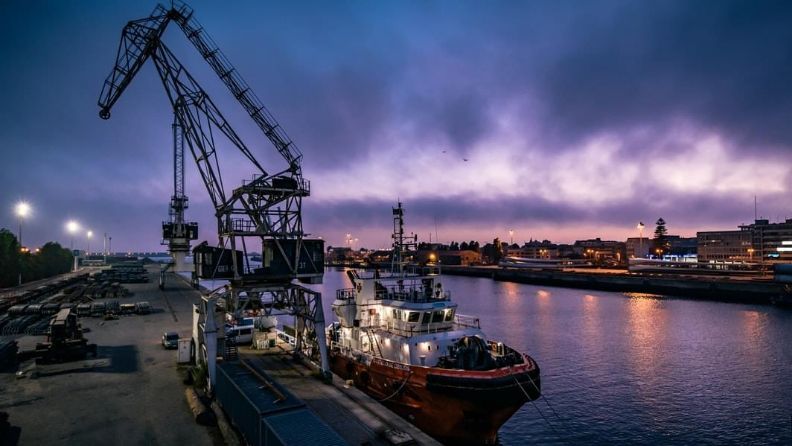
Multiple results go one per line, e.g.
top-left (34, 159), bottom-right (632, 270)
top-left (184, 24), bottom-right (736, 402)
top-left (1, 0), bottom-right (792, 252)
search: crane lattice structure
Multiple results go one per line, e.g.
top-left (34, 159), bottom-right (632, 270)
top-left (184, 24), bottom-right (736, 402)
top-left (97, 1), bottom-right (329, 377)
top-left (160, 114), bottom-right (198, 281)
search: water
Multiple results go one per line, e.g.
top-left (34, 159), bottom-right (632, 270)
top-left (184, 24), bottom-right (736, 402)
top-left (311, 268), bottom-right (792, 445)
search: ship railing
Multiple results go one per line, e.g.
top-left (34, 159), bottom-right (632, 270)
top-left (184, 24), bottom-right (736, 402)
top-left (380, 320), bottom-right (454, 336)
top-left (454, 314), bottom-right (480, 329)
top-left (336, 288), bottom-right (355, 300)
top-left (378, 288), bottom-right (450, 303)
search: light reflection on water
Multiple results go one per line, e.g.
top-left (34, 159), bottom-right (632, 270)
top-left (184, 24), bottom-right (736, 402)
top-left (315, 268), bottom-right (792, 445)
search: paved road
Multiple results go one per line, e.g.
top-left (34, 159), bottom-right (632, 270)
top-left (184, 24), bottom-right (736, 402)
top-left (0, 267), bottom-right (219, 446)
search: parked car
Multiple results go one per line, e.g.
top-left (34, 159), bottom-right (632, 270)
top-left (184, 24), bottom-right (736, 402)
top-left (162, 331), bottom-right (179, 349)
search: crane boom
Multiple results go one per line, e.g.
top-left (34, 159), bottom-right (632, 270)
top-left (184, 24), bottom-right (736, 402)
top-left (98, 2), bottom-right (301, 175)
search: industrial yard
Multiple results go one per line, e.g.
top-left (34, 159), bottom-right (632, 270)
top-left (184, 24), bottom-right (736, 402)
top-left (0, 266), bottom-right (218, 445)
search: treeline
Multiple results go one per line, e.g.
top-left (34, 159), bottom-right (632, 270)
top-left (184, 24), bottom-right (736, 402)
top-left (417, 241), bottom-right (482, 251)
top-left (0, 228), bottom-right (73, 288)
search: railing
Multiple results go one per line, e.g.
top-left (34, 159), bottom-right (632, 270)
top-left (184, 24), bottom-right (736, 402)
top-left (377, 288), bottom-right (450, 303)
top-left (336, 288), bottom-right (355, 300)
top-left (275, 328), bottom-right (296, 346)
top-left (454, 314), bottom-right (480, 329)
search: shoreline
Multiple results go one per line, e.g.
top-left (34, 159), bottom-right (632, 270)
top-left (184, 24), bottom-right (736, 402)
top-left (440, 265), bottom-right (792, 306)
top-left (333, 263), bottom-right (792, 306)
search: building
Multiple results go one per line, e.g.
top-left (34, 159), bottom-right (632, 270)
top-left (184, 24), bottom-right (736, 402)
top-left (416, 249), bottom-right (481, 266)
top-left (625, 237), bottom-right (650, 258)
top-left (505, 240), bottom-right (559, 259)
top-left (573, 238), bottom-right (627, 264)
top-left (697, 230), bottom-right (752, 262)
top-left (740, 219), bottom-right (792, 263)
top-left (698, 219), bottom-right (792, 264)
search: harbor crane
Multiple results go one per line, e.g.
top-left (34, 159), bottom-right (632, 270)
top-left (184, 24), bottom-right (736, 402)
top-left (97, 1), bottom-right (330, 380)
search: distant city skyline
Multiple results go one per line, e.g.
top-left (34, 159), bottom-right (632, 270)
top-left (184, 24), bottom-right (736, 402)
top-left (2, 1), bottom-right (792, 251)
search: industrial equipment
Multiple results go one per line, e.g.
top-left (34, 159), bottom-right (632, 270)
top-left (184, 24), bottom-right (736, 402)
top-left (19, 309), bottom-right (98, 364)
top-left (160, 115), bottom-right (199, 288)
top-left (97, 1), bottom-right (330, 380)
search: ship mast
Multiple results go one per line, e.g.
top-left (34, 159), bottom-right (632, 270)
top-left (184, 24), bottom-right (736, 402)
top-left (391, 202), bottom-right (417, 276)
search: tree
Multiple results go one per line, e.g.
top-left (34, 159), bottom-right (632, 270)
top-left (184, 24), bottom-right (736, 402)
top-left (0, 230), bottom-right (72, 287)
top-left (493, 238), bottom-right (504, 263)
top-left (0, 229), bottom-right (21, 287)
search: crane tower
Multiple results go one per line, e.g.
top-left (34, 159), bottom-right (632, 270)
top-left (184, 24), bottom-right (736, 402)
top-left (162, 115), bottom-right (198, 274)
top-left (97, 1), bottom-right (330, 379)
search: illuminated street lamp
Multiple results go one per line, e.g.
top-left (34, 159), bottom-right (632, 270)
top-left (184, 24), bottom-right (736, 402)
top-left (747, 247), bottom-right (755, 262)
top-left (15, 201), bottom-right (31, 285)
top-left (66, 220), bottom-right (80, 250)
top-left (86, 230), bottom-right (94, 255)
top-left (637, 222), bottom-right (645, 258)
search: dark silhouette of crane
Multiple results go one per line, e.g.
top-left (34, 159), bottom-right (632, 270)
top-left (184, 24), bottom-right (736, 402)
top-left (97, 1), bottom-right (329, 376)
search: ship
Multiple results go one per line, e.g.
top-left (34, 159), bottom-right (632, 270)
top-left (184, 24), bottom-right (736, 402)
top-left (327, 203), bottom-right (541, 445)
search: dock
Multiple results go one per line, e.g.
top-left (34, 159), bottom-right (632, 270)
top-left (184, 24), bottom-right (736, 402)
top-left (435, 265), bottom-right (791, 304)
top-left (0, 266), bottom-right (440, 445)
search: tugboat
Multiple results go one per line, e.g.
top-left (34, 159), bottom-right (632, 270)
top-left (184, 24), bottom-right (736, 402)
top-left (327, 203), bottom-right (541, 445)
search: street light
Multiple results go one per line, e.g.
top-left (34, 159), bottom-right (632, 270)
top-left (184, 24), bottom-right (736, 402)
top-left (509, 229), bottom-right (514, 245)
top-left (14, 201), bottom-right (30, 247)
top-left (14, 201), bottom-right (31, 285)
top-left (637, 222), bottom-right (645, 258)
top-left (66, 220), bottom-right (80, 250)
top-left (86, 230), bottom-right (93, 255)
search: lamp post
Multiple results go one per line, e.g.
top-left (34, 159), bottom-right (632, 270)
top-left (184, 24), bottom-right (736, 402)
top-left (66, 220), bottom-right (80, 271)
top-left (509, 229), bottom-right (514, 245)
top-left (86, 230), bottom-right (93, 255)
top-left (66, 220), bottom-right (80, 250)
top-left (637, 222), bottom-right (645, 258)
top-left (15, 201), bottom-right (31, 285)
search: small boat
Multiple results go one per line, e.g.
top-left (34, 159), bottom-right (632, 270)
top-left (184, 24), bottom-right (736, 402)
top-left (327, 203), bottom-right (541, 445)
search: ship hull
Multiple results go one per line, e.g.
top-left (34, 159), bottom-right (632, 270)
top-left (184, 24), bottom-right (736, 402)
top-left (329, 350), bottom-right (541, 445)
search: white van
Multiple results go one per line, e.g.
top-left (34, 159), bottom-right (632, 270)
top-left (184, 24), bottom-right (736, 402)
top-left (225, 323), bottom-right (254, 344)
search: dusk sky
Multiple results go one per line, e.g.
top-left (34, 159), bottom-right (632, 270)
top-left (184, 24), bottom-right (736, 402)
top-left (2, 0), bottom-right (792, 252)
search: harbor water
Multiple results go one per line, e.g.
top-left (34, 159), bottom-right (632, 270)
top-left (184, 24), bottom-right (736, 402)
top-left (314, 268), bottom-right (792, 445)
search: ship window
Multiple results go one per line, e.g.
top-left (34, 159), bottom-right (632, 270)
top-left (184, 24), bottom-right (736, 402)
top-left (423, 312), bottom-right (432, 324)
top-left (407, 312), bottom-right (420, 322)
top-left (392, 309), bottom-right (398, 319)
top-left (444, 309), bottom-right (454, 322)
top-left (432, 311), bottom-right (444, 323)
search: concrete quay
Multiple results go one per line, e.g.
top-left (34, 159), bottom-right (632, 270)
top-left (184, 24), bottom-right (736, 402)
top-left (238, 348), bottom-right (442, 446)
top-left (439, 265), bottom-right (791, 305)
top-left (0, 266), bottom-right (219, 445)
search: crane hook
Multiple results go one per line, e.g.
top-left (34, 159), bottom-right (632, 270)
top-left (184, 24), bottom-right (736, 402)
top-left (99, 109), bottom-right (111, 120)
